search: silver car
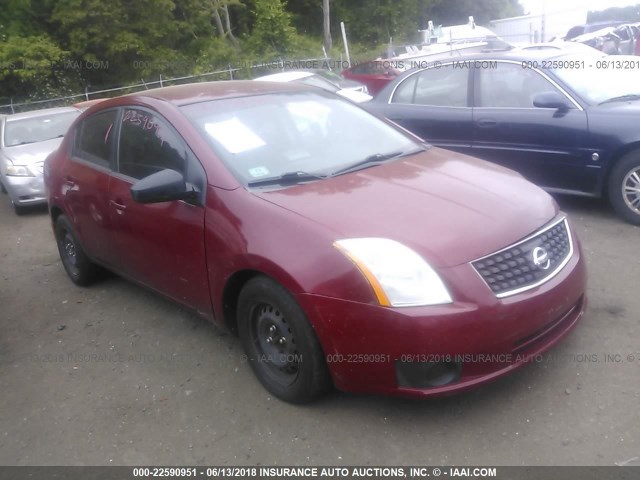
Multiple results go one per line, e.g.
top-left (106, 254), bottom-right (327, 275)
top-left (0, 107), bottom-right (79, 214)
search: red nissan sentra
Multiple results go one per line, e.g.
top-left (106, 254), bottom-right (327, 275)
top-left (44, 81), bottom-right (587, 403)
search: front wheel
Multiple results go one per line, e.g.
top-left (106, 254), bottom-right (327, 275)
top-left (608, 151), bottom-right (640, 226)
top-left (54, 215), bottom-right (105, 285)
top-left (237, 276), bottom-right (332, 404)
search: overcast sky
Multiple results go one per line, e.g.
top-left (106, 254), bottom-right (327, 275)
top-left (520, 0), bottom-right (639, 15)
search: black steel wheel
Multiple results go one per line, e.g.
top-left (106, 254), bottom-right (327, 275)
top-left (237, 276), bottom-right (332, 403)
top-left (54, 214), bottom-right (104, 285)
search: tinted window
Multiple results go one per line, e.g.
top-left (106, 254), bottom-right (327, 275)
top-left (75, 110), bottom-right (116, 167)
top-left (118, 109), bottom-right (186, 180)
top-left (393, 65), bottom-right (467, 107)
top-left (477, 63), bottom-right (558, 108)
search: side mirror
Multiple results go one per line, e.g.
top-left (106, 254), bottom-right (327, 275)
top-left (130, 169), bottom-right (197, 204)
top-left (533, 91), bottom-right (570, 112)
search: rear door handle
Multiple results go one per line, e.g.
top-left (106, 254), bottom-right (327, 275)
top-left (476, 118), bottom-right (498, 128)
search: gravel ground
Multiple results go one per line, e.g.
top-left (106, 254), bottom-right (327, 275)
top-left (0, 195), bottom-right (638, 466)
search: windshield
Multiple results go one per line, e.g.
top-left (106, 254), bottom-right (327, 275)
top-left (181, 92), bottom-right (418, 187)
top-left (551, 58), bottom-right (640, 105)
top-left (4, 111), bottom-right (79, 147)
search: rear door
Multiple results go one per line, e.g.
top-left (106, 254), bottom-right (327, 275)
top-left (380, 63), bottom-right (474, 156)
top-left (108, 108), bottom-right (211, 314)
top-left (65, 109), bottom-right (119, 267)
top-left (471, 61), bottom-right (593, 192)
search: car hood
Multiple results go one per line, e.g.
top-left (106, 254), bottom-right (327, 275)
top-left (255, 148), bottom-right (558, 268)
top-left (3, 137), bottom-right (63, 165)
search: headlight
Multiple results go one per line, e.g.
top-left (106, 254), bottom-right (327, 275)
top-left (334, 238), bottom-right (452, 307)
top-left (6, 165), bottom-right (35, 177)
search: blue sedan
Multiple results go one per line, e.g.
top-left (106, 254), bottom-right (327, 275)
top-left (365, 51), bottom-right (640, 225)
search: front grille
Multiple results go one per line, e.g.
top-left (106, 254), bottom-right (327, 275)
top-left (472, 217), bottom-right (573, 298)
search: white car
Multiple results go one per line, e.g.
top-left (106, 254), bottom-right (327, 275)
top-left (254, 71), bottom-right (373, 103)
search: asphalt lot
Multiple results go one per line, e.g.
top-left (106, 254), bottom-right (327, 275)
top-left (0, 194), bottom-right (638, 467)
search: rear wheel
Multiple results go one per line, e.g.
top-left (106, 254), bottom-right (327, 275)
top-left (237, 276), bottom-right (332, 404)
top-left (54, 215), bottom-right (104, 285)
top-left (608, 150), bottom-right (640, 226)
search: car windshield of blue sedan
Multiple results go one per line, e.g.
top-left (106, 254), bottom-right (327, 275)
top-left (181, 92), bottom-right (418, 186)
top-left (4, 112), bottom-right (79, 147)
top-left (552, 59), bottom-right (640, 105)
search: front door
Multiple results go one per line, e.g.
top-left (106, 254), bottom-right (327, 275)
top-left (471, 61), bottom-right (592, 192)
top-left (108, 108), bottom-right (211, 315)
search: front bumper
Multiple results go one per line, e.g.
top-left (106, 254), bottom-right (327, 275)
top-left (297, 226), bottom-right (587, 398)
top-left (3, 174), bottom-right (46, 206)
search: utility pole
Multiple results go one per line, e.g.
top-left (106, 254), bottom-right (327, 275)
top-left (323, 0), bottom-right (332, 53)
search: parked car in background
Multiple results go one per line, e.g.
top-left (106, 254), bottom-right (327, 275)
top-left (45, 81), bottom-right (586, 403)
top-left (570, 24), bottom-right (637, 55)
top-left (254, 71), bottom-right (372, 103)
top-left (0, 107), bottom-right (80, 214)
top-left (365, 51), bottom-right (640, 225)
top-left (310, 69), bottom-right (369, 94)
top-left (564, 21), bottom-right (626, 40)
top-left (342, 61), bottom-right (402, 96)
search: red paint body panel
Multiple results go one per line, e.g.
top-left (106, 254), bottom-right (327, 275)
top-left (44, 81), bottom-right (588, 398)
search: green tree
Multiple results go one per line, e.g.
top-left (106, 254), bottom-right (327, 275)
top-left (246, 0), bottom-right (296, 56)
top-left (0, 34), bottom-right (80, 100)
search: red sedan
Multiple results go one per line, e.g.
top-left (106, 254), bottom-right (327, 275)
top-left (45, 81), bottom-right (587, 403)
top-left (342, 61), bottom-right (401, 95)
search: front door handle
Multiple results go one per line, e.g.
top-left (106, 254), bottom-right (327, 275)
top-left (476, 118), bottom-right (498, 128)
top-left (64, 175), bottom-right (77, 186)
top-left (109, 199), bottom-right (127, 213)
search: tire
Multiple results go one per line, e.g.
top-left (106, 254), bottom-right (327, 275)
top-left (54, 215), bottom-right (104, 285)
top-left (237, 276), bottom-right (332, 404)
top-left (13, 202), bottom-right (27, 216)
top-left (608, 150), bottom-right (640, 226)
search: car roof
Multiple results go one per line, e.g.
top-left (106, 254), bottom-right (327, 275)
top-left (254, 71), bottom-right (314, 82)
top-left (6, 106), bottom-right (80, 122)
top-left (423, 49), bottom-right (596, 63)
top-left (121, 79), bottom-right (312, 107)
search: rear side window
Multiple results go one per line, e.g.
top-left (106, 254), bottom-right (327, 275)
top-left (74, 110), bottom-right (117, 168)
top-left (392, 65), bottom-right (468, 107)
top-left (118, 109), bottom-right (186, 180)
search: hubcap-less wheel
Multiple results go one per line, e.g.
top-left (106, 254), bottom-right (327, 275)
top-left (622, 167), bottom-right (640, 214)
top-left (250, 303), bottom-right (300, 385)
top-left (62, 232), bottom-right (78, 267)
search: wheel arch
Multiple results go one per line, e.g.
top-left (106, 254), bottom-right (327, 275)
top-left (603, 142), bottom-right (640, 195)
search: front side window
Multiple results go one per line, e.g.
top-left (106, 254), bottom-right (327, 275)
top-left (117, 109), bottom-right (186, 180)
top-left (392, 65), bottom-right (468, 107)
top-left (74, 110), bottom-right (116, 167)
top-left (476, 62), bottom-right (559, 108)
top-left (181, 91), bottom-right (418, 187)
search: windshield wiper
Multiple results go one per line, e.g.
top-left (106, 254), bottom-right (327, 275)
top-left (331, 147), bottom-right (426, 177)
top-left (247, 170), bottom-right (328, 188)
top-left (599, 94), bottom-right (640, 105)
